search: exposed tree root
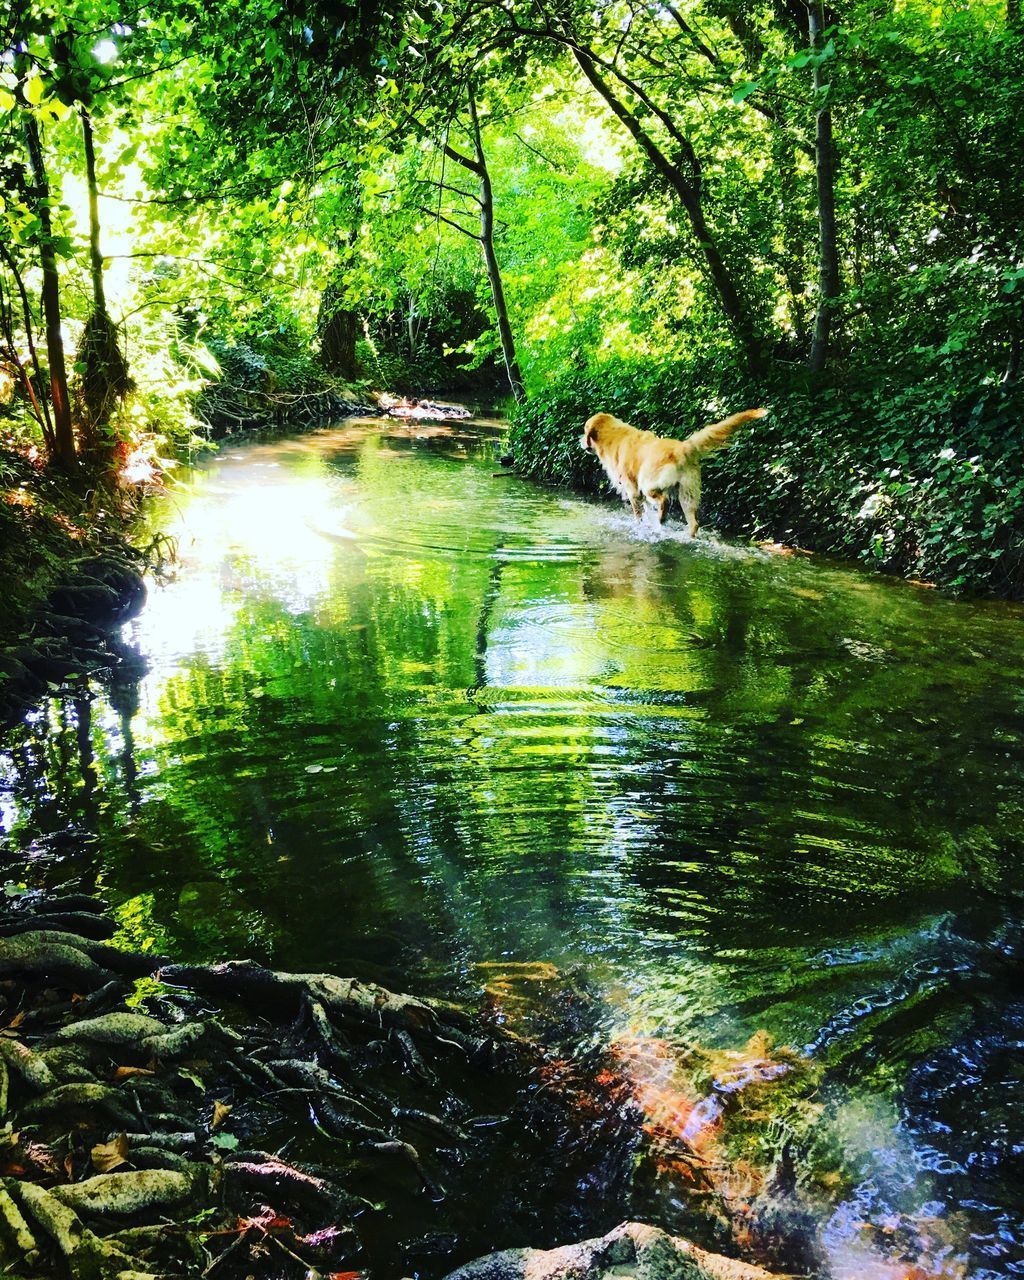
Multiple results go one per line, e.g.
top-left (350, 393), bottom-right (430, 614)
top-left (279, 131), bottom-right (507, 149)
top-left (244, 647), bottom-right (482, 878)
top-left (160, 959), bottom-right (453, 1038)
top-left (0, 895), bottom-right (523, 1278)
top-left (51, 1169), bottom-right (209, 1218)
top-left (0, 894), bottom-right (792, 1280)
top-left (53, 1014), bottom-right (167, 1047)
top-left (0, 1036), bottom-right (57, 1092)
top-left (0, 933), bottom-right (114, 989)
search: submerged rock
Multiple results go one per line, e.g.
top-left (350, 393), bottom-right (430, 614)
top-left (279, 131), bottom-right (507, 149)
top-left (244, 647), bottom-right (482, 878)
top-left (442, 1221), bottom-right (785, 1280)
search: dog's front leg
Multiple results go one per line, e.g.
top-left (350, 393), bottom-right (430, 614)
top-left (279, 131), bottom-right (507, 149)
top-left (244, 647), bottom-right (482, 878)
top-left (649, 490), bottom-right (669, 524)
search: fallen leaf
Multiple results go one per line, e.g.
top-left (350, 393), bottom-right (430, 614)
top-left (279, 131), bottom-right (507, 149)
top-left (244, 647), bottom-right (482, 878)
top-left (301, 1226), bottom-right (346, 1248)
top-left (237, 1211), bottom-right (293, 1232)
top-left (63, 1152), bottom-right (75, 1178)
top-left (91, 1133), bottom-right (129, 1173)
top-left (212, 1100), bottom-right (232, 1129)
top-left (112, 1065), bottom-right (155, 1081)
top-left (4, 1011), bottom-right (25, 1029)
top-left (23, 1141), bottom-right (61, 1176)
top-left (210, 1132), bottom-right (239, 1151)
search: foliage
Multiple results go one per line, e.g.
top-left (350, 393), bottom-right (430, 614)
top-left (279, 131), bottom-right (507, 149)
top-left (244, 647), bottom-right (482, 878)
top-left (0, 435), bottom-right (137, 648)
top-left (0, 0), bottom-right (1021, 590)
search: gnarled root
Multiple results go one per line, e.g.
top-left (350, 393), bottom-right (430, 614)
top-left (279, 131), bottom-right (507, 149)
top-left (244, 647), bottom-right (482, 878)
top-left (51, 1168), bottom-right (210, 1218)
top-left (160, 959), bottom-right (448, 1039)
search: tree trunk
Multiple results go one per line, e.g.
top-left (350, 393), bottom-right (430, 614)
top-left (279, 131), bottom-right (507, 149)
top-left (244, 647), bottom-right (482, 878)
top-left (81, 107), bottom-right (106, 313)
top-left (0, 239), bottom-right (56, 452)
top-left (468, 93), bottom-right (525, 403)
top-left (23, 113), bottom-right (75, 466)
top-left (571, 49), bottom-right (762, 373)
top-left (318, 294), bottom-right (359, 378)
top-left (1009, 0), bottom-right (1020, 25)
top-left (77, 107), bottom-right (133, 452)
top-left (807, 3), bottom-right (841, 374)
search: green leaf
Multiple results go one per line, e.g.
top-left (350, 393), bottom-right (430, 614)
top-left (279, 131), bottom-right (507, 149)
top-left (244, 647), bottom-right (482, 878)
top-left (23, 75), bottom-right (45, 106)
top-left (0, 87), bottom-right (15, 111)
top-left (210, 1132), bottom-right (240, 1150)
top-left (732, 80), bottom-right (759, 104)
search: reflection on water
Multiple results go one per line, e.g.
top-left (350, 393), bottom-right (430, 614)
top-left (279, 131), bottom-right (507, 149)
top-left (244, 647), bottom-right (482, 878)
top-left (3, 417), bottom-right (1024, 1276)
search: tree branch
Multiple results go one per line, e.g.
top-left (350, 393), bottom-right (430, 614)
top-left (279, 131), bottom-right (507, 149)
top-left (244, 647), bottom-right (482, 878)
top-left (417, 206), bottom-right (479, 239)
top-left (514, 131), bottom-right (565, 169)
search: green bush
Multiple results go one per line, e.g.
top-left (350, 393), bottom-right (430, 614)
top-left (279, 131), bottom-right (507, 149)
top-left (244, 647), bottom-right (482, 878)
top-left (508, 361), bottom-right (1024, 598)
top-left (204, 326), bottom-right (324, 397)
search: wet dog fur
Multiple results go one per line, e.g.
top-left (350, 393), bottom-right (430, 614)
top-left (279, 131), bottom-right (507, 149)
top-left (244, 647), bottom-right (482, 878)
top-left (580, 407), bottom-right (768, 536)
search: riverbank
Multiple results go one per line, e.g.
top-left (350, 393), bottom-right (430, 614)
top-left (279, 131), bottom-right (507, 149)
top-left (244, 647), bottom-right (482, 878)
top-left (0, 445), bottom-right (149, 728)
top-left (507, 362), bottom-right (1024, 598)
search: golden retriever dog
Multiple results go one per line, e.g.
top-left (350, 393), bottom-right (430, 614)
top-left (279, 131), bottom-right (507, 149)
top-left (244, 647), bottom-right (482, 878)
top-left (581, 407), bottom-right (768, 536)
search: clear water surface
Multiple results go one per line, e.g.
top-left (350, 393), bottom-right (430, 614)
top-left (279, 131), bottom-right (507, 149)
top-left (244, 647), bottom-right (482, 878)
top-left (2, 417), bottom-right (1023, 1279)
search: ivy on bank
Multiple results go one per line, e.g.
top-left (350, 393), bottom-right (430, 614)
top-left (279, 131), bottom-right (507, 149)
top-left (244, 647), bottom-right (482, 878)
top-left (508, 364), bottom-right (1024, 598)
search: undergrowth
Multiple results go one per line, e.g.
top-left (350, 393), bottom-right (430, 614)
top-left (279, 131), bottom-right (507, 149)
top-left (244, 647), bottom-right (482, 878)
top-left (509, 361), bottom-right (1024, 597)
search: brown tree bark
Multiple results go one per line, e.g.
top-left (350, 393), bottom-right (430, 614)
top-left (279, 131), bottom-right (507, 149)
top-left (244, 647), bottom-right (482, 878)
top-left (23, 113), bottom-right (75, 466)
top-left (77, 106), bottom-right (133, 451)
top-left (0, 240), bottom-right (55, 452)
top-left (429, 95), bottom-right (526, 403)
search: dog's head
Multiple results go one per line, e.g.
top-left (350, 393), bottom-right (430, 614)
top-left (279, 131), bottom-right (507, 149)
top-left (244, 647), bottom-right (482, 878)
top-left (581, 412), bottom-right (613, 453)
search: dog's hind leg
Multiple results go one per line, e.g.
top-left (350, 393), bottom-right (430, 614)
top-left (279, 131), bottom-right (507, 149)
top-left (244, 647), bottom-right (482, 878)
top-left (679, 473), bottom-right (701, 538)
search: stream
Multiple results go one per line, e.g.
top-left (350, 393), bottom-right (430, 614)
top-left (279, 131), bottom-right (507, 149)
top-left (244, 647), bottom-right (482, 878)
top-left (2, 415), bottom-right (1024, 1279)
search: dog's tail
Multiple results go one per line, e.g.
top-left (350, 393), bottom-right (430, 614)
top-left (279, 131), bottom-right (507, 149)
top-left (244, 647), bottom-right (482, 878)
top-left (678, 407), bottom-right (768, 459)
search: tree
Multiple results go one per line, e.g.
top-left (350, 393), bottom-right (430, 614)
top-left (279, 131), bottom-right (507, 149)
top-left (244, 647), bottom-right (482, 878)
top-left (485, 0), bottom-right (767, 372)
top-left (805, 3), bottom-right (841, 374)
top-left (76, 104), bottom-right (133, 452)
top-left (422, 87), bottom-right (526, 402)
top-left (22, 105), bottom-right (76, 465)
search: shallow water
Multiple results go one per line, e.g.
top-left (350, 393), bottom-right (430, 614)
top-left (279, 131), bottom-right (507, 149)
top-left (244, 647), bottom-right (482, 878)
top-left (3, 417), bottom-right (1024, 1277)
